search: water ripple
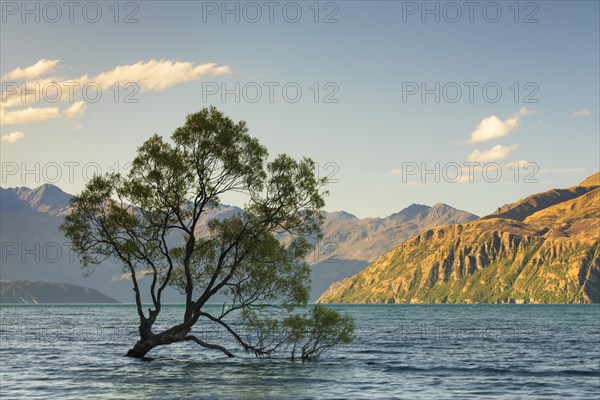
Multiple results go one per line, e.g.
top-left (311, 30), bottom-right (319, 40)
top-left (1, 304), bottom-right (599, 399)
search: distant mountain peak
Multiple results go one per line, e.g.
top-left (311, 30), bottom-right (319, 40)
top-left (429, 203), bottom-right (469, 214)
top-left (580, 172), bottom-right (600, 187)
top-left (2, 183), bottom-right (72, 216)
top-left (328, 210), bottom-right (358, 220)
top-left (405, 203), bottom-right (429, 210)
top-left (390, 203), bottom-right (430, 220)
top-left (37, 182), bottom-right (64, 191)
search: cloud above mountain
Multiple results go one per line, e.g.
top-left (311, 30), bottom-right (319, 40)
top-left (468, 144), bottom-right (518, 162)
top-left (468, 107), bottom-right (531, 143)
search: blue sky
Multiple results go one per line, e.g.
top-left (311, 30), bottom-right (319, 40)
top-left (1, 0), bottom-right (598, 218)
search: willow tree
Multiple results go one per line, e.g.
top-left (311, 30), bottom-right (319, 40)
top-left (60, 107), bottom-right (353, 359)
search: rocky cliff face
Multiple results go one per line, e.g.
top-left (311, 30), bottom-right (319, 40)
top-left (319, 173), bottom-right (600, 304)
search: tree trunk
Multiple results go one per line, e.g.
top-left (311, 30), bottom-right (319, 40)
top-left (125, 338), bottom-right (158, 358)
top-left (125, 317), bottom-right (159, 358)
top-left (125, 324), bottom-right (192, 358)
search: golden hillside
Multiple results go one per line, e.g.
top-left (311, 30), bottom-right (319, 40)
top-left (318, 174), bottom-right (600, 304)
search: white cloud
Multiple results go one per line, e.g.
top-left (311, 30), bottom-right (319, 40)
top-left (0, 59), bottom-right (232, 128)
top-left (0, 106), bottom-right (62, 125)
top-left (468, 144), bottom-right (518, 162)
top-left (2, 59), bottom-right (60, 80)
top-left (92, 59), bottom-right (232, 91)
top-left (0, 101), bottom-right (86, 125)
top-left (468, 107), bottom-right (531, 143)
top-left (112, 270), bottom-right (154, 281)
top-left (1, 131), bottom-right (24, 143)
top-left (2, 60), bottom-right (232, 108)
top-left (572, 109), bottom-right (591, 118)
top-left (1, 76), bottom-right (68, 108)
top-left (63, 101), bottom-right (87, 120)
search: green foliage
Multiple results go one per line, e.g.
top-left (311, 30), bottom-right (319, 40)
top-left (286, 305), bottom-right (355, 361)
top-left (60, 106), bottom-right (353, 358)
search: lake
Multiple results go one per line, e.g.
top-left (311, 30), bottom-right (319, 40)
top-left (1, 304), bottom-right (599, 399)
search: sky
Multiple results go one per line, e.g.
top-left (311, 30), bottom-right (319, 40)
top-left (1, 0), bottom-right (599, 218)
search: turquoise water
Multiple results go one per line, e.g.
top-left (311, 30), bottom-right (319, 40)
top-left (1, 304), bottom-right (599, 399)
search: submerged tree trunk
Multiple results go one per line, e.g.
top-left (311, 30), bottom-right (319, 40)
top-left (125, 338), bottom-right (159, 358)
top-left (124, 321), bottom-right (194, 358)
top-left (125, 317), bottom-right (159, 358)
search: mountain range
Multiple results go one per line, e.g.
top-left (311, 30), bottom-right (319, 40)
top-left (307, 203), bottom-right (477, 299)
top-left (0, 280), bottom-right (118, 304)
top-left (318, 173), bottom-right (600, 304)
top-left (0, 184), bottom-right (477, 302)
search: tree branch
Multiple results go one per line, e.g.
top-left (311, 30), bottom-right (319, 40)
top-left (184, 335), bottom-right (234, 357)
top-left (197, 311), bottom-right (270, 357)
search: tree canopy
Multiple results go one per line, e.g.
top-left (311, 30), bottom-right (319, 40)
top-left (60, 106), bottom-right (354, 360)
